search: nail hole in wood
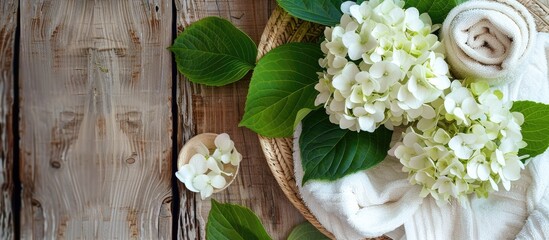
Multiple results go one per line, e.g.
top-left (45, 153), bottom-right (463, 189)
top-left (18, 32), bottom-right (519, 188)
top-left (31, 199), bottom-right (41, 207)
top-left (51, 161), bottom-right (61, 169)
top-left (126, 152), bottom-right (137, 164)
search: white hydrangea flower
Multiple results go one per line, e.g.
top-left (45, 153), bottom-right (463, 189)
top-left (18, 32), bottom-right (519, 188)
top-left (316, 0), bottom-right (451, 132)
top-left (175, 154), bottom-right (209, 193)
top-left (175, 133), bottom-right (242, 199)
top-left (392, 81), bottom-right (526, 204)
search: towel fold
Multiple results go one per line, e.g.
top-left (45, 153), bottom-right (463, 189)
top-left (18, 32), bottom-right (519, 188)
top-left (442, 0), bottom-right (537, 85)
top-left (293, 129), bottom-right (424, 239)
top-left (295, 33), bottom-right (549, 240)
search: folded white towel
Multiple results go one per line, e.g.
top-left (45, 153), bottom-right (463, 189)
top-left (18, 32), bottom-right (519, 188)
top-left (294, 129), bottom-right (424, 239)
top-left (442, 0), bottom-right (537, 85)
top-left (295, 33), bottom-right (549, 240)
top-left (511, 33), bottom-right (549, 240)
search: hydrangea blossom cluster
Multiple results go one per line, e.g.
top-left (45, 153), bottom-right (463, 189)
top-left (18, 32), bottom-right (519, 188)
top-left (393, 81), bottom-right (526, 203)
top-left (175, 133), bottom-right (242, 199)
top-left (315, 0), bottom-right (451, 132)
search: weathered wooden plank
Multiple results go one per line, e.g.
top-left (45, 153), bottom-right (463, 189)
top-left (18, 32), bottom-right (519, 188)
top-left (175, 1), bottom-right (305, 239)
top-left (19, 1), bottom-right (173, 238)
top-left (0, 1), bottom-right (17, 239)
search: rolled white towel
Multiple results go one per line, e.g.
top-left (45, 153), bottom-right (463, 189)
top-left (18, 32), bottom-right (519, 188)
top-left (442, 0), bottom-right (537, 85)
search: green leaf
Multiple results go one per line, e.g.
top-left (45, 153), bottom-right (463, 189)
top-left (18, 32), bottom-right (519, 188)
top-left (300, 109), bottom-right (393, 184)
top-left (240, 43), bottom-right (323, 137)
top-left (294, 107), bottom-right (318, 129)
top-left (170, 17), bottom-right (257, 86)
top-left (207, 199), bottom-right (272, 240)
top-left (276, 0), bottom-right (345, 26)
top-left (404, 0), bottom-right (468, 24)
top-left (287, 222), bottom-right (330, 240)
top-left (511, 100), bottom-right (549, 159)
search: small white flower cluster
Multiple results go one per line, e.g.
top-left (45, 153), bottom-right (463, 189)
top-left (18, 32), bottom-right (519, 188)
top-left (393, 81), bottom-right (526, 203)
top-left (315, 0), bottom-right (451, 132)
top-left (175, 133), bottom-right (242, 199)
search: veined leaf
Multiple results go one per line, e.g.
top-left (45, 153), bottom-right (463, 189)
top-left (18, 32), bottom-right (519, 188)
top-left (277, 0), bottom-right (345, 26)
top-left (171, 17), bottom-right (257, 86)
top-left (240, 43), bottom-right (323, 138)
top-left (511, 100), bottom-right (549, 159)
top-left (287, 222), bottom-right (330, 240)
top-left (207, 199), bottom-right (272, 240)
top-left (300, 109), bottom-right (392, 184)
top-left (294, 107), bottom-right (319, 129)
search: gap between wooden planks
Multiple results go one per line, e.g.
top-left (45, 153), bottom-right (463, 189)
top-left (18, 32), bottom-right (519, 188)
top-left (0, 0), bottom-right (304, 239)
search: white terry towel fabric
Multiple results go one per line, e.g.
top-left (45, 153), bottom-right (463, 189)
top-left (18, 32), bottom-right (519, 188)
top-left (293, 128), bottom-right (424, 239)
top-left (404, 33), bottom-right (549, 240)
top-left (294, 33), bottom-right (549, 240)
top-left (441, 0), bottom-right (537, 85)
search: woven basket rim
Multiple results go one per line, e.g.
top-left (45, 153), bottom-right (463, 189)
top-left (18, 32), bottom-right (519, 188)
top-left (257, 1), bottom-right (549, 239)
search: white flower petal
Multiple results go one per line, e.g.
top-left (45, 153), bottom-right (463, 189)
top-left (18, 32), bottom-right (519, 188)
top-left (433, 129), bottom-right (450, 144)
top-left (207, 157), bottom-right (222, 174)
top-left (432, 57), bottom-right (449, 76)
top-left (421, 105), bottom-right (436, 119)
top-left (428, 76), bottom-right (450, 90)
top-left (183, 181), bottom-right (200, 193)
top-left (477, 163), bottom-right (490, 181)
top-left (340, 1), bottom-right (356, 14)
top-left (502, 179), bottom-right (511, 191)
top-left (467, 161), bottom-right (479, 179)
top-left (212, 149), bottom-right (222, 159)
top-left (200, 185), bottom-right (214, 200)
top-left (502, 159), bottom-right (523, 181)
top-left (175, 167), bottom-right (194, 184)
top-left (358, 116), bottom-right (375, 132)
top-left (231, 151), bottom-right (242, 166)
top-left (489, 177), bottom-right (499, 191)
top-left (215, 133), bottom-right (233, 152)
top-left (195, 143), bottom-right (210, 156)
top-left (192, 174), bottom-right (210, 191)
top-left (444, 98), bottom-right (456, 113)
top-left (342, 32), bottom-right (360, 49)
top-left (347, 44), bottom-right (364, 60)
top-left (495, 149), bottom-right (506, 166)
top-left (449, 136), bottom-right (473, 159)
top-left (220, 153), bottom-right (231, 164)
top-left (189, 154), bottom-right (208, 174)
top-left (210, 175), bottom-right (227, 189)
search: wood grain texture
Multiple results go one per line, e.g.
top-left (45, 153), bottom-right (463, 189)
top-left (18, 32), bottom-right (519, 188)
top-left (19, 0), bottom-right (173, 239)
top-left (519, 0), bottom-right (549, 32)
top-left (0, 1), bottom-right (17, 239)
top-left (175, 0), bottom-right (305, 239)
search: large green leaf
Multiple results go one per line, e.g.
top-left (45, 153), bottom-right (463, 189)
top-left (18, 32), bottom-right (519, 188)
top-left (511, 100), bottom-right (549, 159)
top-left (405, 0), bottom-right (468, 24)
top-left (240, 43), bottom-right (323, 137)
top-left (300, 109), bottom-right (393, 184)
top-left (207, 199), bottom-right (272, 240)
top-left (170, 17), bottom-right (257, 86)
top-left (287, 222), bottom-right (330, 240)
top-left (277, 0), bottom-right (345, 26)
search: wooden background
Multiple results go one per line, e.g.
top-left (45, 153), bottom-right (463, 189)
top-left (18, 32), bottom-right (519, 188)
top-left (1, 0), bottom-right (548, 239)
top-left (0, 0), bottom-right (304, 239)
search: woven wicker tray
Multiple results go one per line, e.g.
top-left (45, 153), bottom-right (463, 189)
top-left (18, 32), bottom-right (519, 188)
top-left (256, 1), bottom-right (549, 239)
